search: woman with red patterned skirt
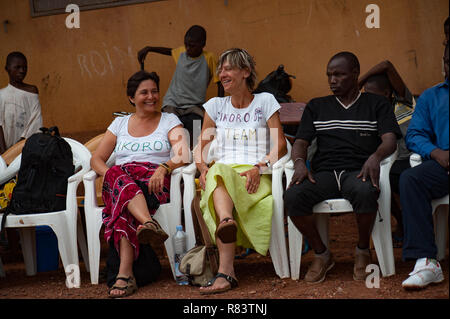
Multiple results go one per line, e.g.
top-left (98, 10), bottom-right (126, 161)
top-left (91, 70), bottom-right (189, 298)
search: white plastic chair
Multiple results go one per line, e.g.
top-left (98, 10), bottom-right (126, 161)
top-left (285, 150), bottom-right (398, 280)
top-left (409, 153), bottom-right (449, 261)
top-left (0, 138), bottom-right (91, 287)
top-left (0, 156), bottom-right (6, 172)
top-left (0, 154), bottom-right (18, 278)
top-left (1, 144), bottom-right (24, 278)
top-left (182, 138), bottom-right (292, 279)
top-left (82, 153), bottom-right (185, 284)
top-left (0, 154), bottom-right (21, 186)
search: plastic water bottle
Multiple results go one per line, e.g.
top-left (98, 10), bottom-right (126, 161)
top-left (173, 225), bottom-right (189, 285)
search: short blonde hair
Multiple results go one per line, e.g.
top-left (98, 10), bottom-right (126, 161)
top-left (217, 48), bottom-right (257, 91)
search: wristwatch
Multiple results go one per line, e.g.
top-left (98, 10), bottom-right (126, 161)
top-left (264, 159), bottom-right (271, 168)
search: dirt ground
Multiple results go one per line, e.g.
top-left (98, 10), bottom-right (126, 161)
top-left (0, 213), bottom-right (448, 301)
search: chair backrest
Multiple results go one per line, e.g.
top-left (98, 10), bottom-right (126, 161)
top-left (65, 138), bottom-right (92, 174)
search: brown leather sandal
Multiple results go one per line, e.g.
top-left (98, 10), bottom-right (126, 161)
top-left (136, 219), bottom-right (169, 247)
top-left (215, 217), bottom-right (237, 243)
top-left (108, 275), bottom-right (137, 298)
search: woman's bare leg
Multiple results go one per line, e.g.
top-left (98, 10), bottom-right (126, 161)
top-left (200, 179), bottom-right (237, 292)
top-left (127, 193), bottom-right (153, 225)
top-left (109, 237), bottom-right (134, 296)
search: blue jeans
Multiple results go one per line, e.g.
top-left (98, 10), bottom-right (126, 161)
top-left (399, 159), bottom-right (449, 261)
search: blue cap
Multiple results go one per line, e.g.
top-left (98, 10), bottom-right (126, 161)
top-left (176, 225), bottom-right (183, 231)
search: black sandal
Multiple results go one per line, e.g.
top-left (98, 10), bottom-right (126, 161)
top-left (199, 272), bottom-right (238, 295)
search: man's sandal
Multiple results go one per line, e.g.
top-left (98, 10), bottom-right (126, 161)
top-left (199, 272), bottom-right (238, 295)
top-left (215, 217), bottom-right (237, 243)
top-left (108, 275), bottom-right (137, 298)
top-left (137, 219), bottom-right (169, 246)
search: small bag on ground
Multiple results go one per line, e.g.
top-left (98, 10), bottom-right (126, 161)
top-left (180, 190), bottom-right (219, 286)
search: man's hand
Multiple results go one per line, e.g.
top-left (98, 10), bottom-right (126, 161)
top-left (288, 160), bottom-right (315, 188)
top-left (357, 153), bottom-right (381, 189)
top-left (431, 148), bottom-right (449, 173)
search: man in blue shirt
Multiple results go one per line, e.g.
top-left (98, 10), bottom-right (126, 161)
top-left (400, 43), bottom-right (449, 290)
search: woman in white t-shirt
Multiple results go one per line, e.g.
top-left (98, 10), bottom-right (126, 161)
top-left (196, 48), bottom-right (287, 295)
top-left (91, 71), bottom-right (188, 298)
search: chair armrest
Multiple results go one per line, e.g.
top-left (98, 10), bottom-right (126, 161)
top-left (66, 165), bottom-right (92, 210)
top-left (83, 169), bottom-right (98, 182)
top-left (0, 156), bottom-right (6, 172)
top-left (68, 165), bottom-right (91, 184)
top-left (83, 169), bottom-right (101, 210)
top-left (409, 153), bottom-right (422, 168)
top-left (171, 166), bottom-right (183, 176)
top-left (272, 152), bottom-right (290, 170)
top-left (285, 160), bottom-right (294, 170)
top-left (182, 162), bottom-right (197, 176)
top-left (0, 155), bottom-right (21, 185)
top-left (379, 150), bottom-right (398, 185)
top-left (272, 137), bottom-right (292, 170)
top-left (380, 149), bottom-right (398, 166)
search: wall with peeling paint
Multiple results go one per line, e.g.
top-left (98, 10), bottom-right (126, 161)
top-left (0, 0), bottom-right (448, 138)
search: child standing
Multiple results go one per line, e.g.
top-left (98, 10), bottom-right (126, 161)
top-left (138, 25), bottom-right (224, 148)
top-left (0, 51), bottom-right (43, 154)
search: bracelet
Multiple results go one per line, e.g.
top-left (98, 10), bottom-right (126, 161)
top-left (294, 157), bottom-right (305, 164)
top-left (159, 162), bottom-right (172, 175)
top-left (253, 164), bottom-right (262, 173)
top-left (254, 163), bottom-right (268, 174)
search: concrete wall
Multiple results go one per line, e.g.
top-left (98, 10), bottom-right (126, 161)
top-left (0, 0), bottom-right (447, 139)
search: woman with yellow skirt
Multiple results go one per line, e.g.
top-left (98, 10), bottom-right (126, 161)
top-left (196, 48), bottom-right (287, 295)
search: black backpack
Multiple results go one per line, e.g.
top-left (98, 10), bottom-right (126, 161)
top-left (0, 126), bottom-right (74, 245)
top-left (253, 64), bottom-right (296, 103)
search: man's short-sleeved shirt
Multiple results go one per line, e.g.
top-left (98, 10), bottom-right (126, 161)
top-left (0, 84), bottom-right (43, 148)
top-left (295, 92), bottom-right (401, 172)
top-left (162, 46), bottom-right (219, 110)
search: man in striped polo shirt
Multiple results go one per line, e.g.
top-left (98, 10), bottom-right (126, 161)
top-left (284, 52), bottom-right (401, 284)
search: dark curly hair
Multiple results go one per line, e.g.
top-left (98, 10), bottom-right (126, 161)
top-left (127, 70), bottom-right (160, 106)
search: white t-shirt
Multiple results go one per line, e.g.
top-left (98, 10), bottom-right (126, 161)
top-left (203, 92), bottom-right (280, 165)
top-left (0, 84), bottom-right (43, 148)
top-left (108, 112), bottom-right (182, 165)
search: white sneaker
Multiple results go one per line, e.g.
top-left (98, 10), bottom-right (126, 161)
top-left (402, 258), bottom-right (444, 289)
